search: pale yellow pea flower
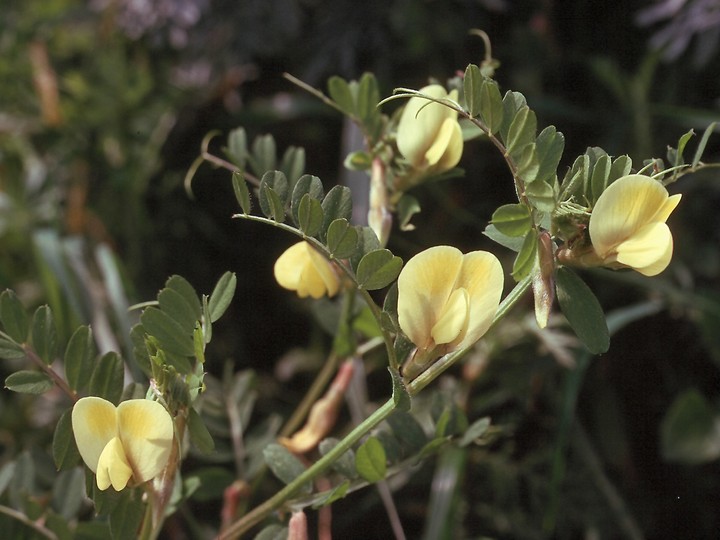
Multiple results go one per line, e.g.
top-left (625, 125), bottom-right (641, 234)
top-left (396, 85), bottom-right (464, 175)
top-left (589, 174), bottom-right (681, 276)
top-left (274, 241), bottom-right (341, 299)
top-left (72, 397), bottom-right (174, 491)
top-left (398, 246), bottom-right (504, 378)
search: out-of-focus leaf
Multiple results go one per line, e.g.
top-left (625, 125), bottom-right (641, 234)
top-left (319, 438), bottom-right (357, 479)
top-left (183, 467), bottom-right (234, 502)
top-left (188, 407), bottom-right (215, 455)
top-left (387, 411), bottom-right (427, 454)
top-left (279, 146), bottom-right (305, 186)
top-left (556, 267), bottom-right (609, 354)
top-left (226, 127), bottom-right (248, 169)
top-left (312, 480), bottom-right (351, 509)
top-left (328, 76), bottom-right (356, 116)
top-left (0, 289), bottom-right (29, 343)
top-left (344, 150), bottom-right (373, 171)
top-left (108, 489), bottom-right (144, 540)
top-left (88, 352), bottom-right (124, 404)
top-left (254, 524), bottom-right (288, 540)
top-left (355, 437), bottom-right (386, 483)
top-left (208, 272), bottom-right (236, 323)
top-left (64, 325), bottom-right (94, 392)
top-left (263, 443), bottom-right (312, 494)
top-left (129, 324), bottom-right (152, 377)
top-left (249, 134), bottom-right (276, 176)
top-left (356, 72), bottom-right (380, 126)
top-left (32, 305), bottom-right (56, 365)
top-left (0, 461), bottom-right (16, 497)
top-left (52, 468), bottom-right (85, 519)
top-left (661, 389), bottom-right (720, 464)
top-left (459, 417), bottom-right (491, 447)
top-left (5, 370), bottom-right (53, 394)
top-left (356, 249), bottom-right (402, 290)
top-left (53, 409), bottom-right (81, 471)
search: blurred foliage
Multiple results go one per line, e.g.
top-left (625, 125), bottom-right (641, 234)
top-left (1, 0), bottom-right (720, 539)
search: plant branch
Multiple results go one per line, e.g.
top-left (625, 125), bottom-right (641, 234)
top-left (218, 398), bottom-right (397, 539)
top-left (25, 347), bottom-right (77, 403)
top-left (0, 504), bottom-right (58, 540)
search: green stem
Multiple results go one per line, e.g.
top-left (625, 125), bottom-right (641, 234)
top-left (218, 398), bottom-right (397, 539)
top-left (219, 275), bottom-right (531, 538)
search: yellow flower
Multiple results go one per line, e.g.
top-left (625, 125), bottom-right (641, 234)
top-left (589, 174), bottom-right (681, 276)
top-left (72, 397), bottom-right (174, 491)
top-left (274, 241), bottom-right (341, 299)
top-left (396, 85), bottom-right (464, 175)
top-left (397, 246), bottom-right (504, 376)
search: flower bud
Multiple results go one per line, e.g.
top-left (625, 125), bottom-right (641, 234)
top-left (396, 85), bottom-right (463, 175)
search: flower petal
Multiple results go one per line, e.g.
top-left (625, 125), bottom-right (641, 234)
top-left (589, 175), bottom-right (669, 257)
top-left (615, 221), bottom-right (673, 276)
top-left (306, 244), bottom-right (340, 298)
top-left (431, 287), bottom-right (469, 345)
top-left (424, 117), bottom-right (463, 172)
top-left (654, 193), bottom-right (682, 223)
top-left (72, 396), bottom-right (118, 473)
top-left (274, 242), bottom-right (340, 299)
top-left (96, 437), bottom-right (133, 491)
top-left (398, 246), bottom-right (463, 349)
top-left (117, 400), bottom-right (174, 484)
top-left (454, 251), bottom-right (504, 350)
top-left (433, 118), bottom-right (463, 172)
top-left (274, 242), bottom-right (308, 292)
top-left (397, 85), bottom-right (454, 168)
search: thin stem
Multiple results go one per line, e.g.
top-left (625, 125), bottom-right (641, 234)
top-left (283, 73), bottom-right (346, 117)
top-left (0, 504), bottom-right (58, 540)
top-left (219, 274), bottom-right (531, 538)
top-left (218, 398), bottom-right (397, 539)
top-left (25, 347), bottom-right (77, 402)
top-left (279, 352), bottom-right (343, 439)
